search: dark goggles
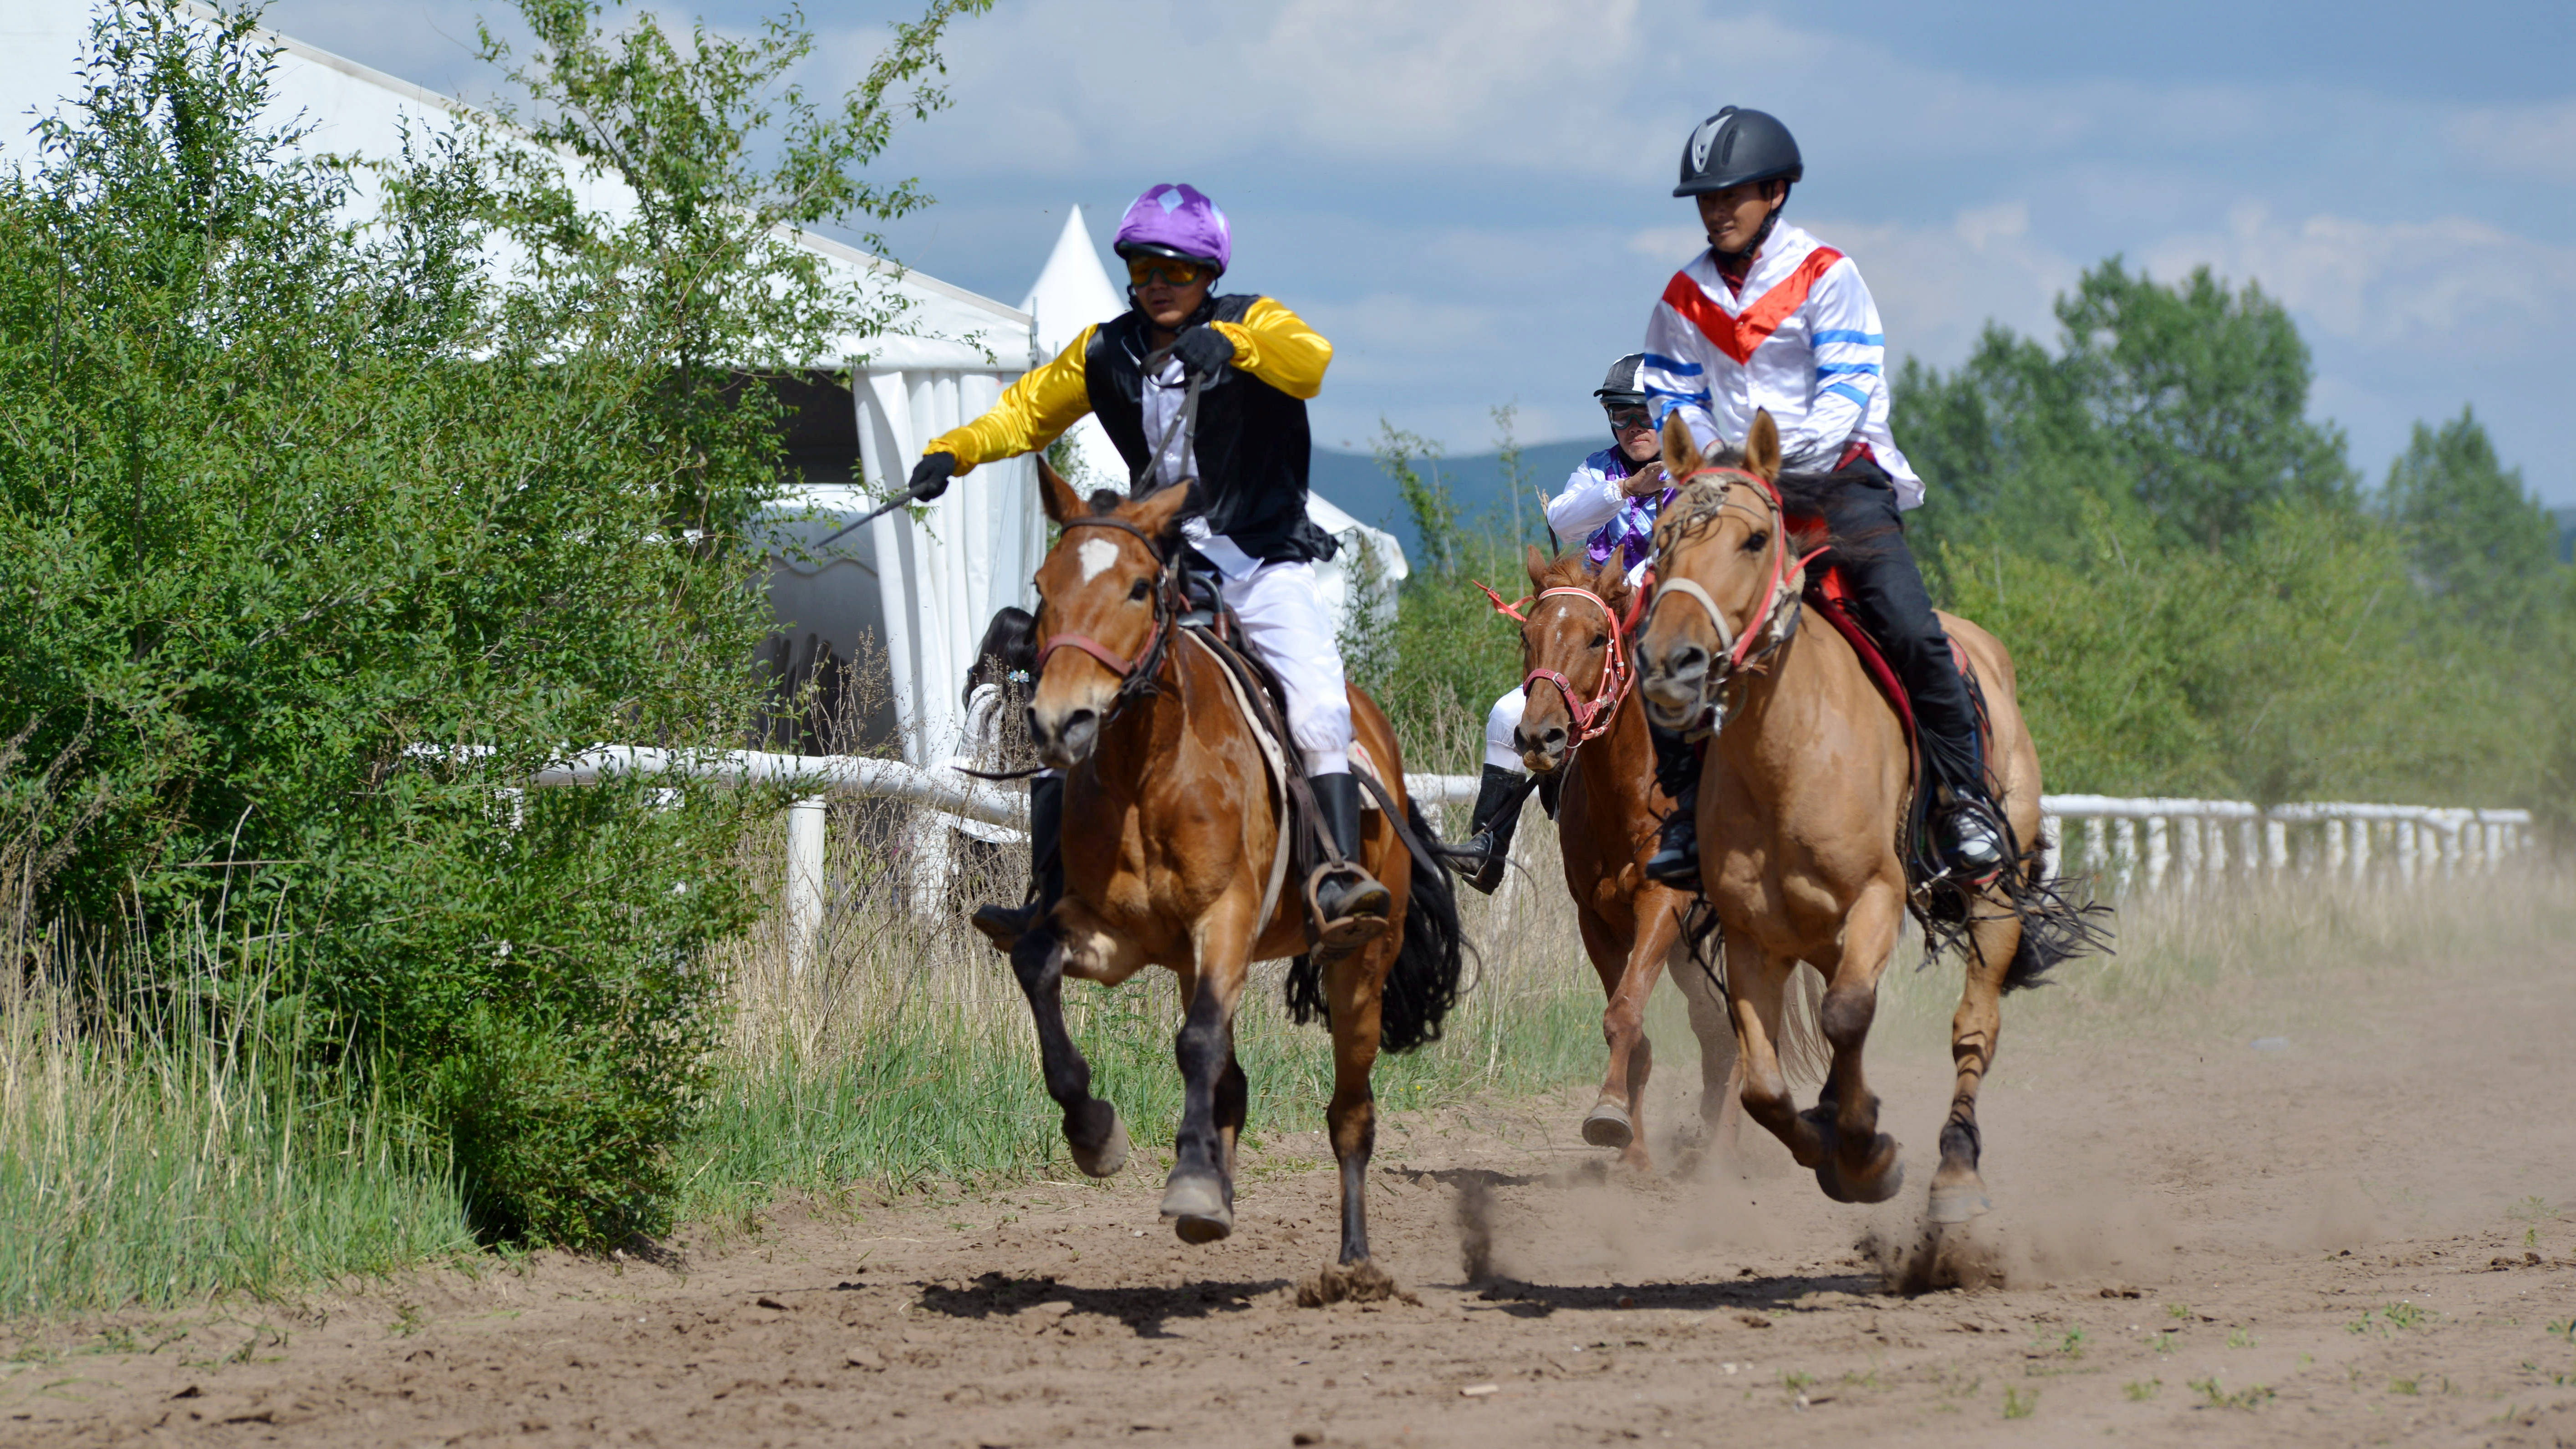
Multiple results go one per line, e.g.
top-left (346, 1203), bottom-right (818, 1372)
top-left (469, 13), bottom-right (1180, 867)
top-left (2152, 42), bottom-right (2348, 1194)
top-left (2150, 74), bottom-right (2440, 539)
top-left (1127, 256), bottom-right (1209, 289)
top-left (1604, 404), bottom-right (1653, 431)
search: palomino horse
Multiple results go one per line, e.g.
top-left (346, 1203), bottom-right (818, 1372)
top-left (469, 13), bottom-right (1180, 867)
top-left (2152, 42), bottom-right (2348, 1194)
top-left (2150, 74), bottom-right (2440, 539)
top-left (1011, 460), bottom-right (1463, 1263)
top-left (1496, 549), bottom-right (1746, 1171)
top-left (1634, 411), bottom-right (2087, 1223)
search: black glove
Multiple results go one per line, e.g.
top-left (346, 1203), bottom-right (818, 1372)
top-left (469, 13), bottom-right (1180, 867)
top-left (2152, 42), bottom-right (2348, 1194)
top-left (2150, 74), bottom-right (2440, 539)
top-left (907, 451), bottom-right (958, 501)
top-left (1171, 324), bottom-right (1236, 378)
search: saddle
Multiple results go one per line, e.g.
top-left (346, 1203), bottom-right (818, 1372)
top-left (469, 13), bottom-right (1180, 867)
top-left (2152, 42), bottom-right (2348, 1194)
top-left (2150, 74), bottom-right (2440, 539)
top-left (1793, 549), bottom-right (1996, 898)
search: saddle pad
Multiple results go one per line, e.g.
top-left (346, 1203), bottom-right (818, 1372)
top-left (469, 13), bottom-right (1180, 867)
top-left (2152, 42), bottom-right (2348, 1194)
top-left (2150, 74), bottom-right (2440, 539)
top-left (1183, 629), bottom-right (1297, 934)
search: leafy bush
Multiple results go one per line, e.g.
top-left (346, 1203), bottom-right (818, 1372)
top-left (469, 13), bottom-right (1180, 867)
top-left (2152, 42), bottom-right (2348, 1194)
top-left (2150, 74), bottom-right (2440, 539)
top-left (0, 0), bottom-right (982, 1245)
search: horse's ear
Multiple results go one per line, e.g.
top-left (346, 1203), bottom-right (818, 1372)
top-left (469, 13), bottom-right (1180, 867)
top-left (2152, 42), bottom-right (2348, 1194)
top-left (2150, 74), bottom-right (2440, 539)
top-left (1036, 454), bottom-right (1083, 526)
top-left (1745, 410), bottom-right (1781, 480)
top-left (1659, 410), bottom-right (1703, 479)
top-left (1525, 543), bottom-right (1549, 587)
top-left (1125, 480), bottom-right (1194, 543)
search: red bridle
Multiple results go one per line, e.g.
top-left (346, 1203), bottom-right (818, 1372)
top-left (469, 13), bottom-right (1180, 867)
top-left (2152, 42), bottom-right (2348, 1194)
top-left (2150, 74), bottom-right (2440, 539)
top-left (1644, 465), bottom-right (1831, 723)
top-left (1477, 576), bottom-right (1652, 748)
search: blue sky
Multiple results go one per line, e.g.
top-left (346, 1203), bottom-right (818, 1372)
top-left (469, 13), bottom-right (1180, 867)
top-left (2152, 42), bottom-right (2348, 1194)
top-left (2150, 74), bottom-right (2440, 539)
top-left (260, 0), bottom-right (2576, 501)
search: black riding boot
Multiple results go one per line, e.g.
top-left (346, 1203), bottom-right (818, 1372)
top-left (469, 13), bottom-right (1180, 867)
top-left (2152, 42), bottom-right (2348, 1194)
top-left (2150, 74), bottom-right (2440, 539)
top-left (1456, 763), bottom-right (1534, 895)
top-left (1804, 459), bottom-right (2003, 875)
top-left (972, 772), bottom-right (1064, 949)
top-left (1642, 725), bottom-right (1702, 888)
top-left (1307, 771), bottom-right (1393, 928)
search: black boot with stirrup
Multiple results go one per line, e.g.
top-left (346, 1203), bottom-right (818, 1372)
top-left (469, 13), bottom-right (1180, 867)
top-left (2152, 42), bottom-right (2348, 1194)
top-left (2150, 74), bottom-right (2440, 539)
top-left (1305, 771), bottom-right (1392, 949)
top-left (972, 773), bottom-right (1063, 949)
top-left (1455, 763), bottom-right (1534, 895)
top-left (1641, 726), bottom-right (1702, 889)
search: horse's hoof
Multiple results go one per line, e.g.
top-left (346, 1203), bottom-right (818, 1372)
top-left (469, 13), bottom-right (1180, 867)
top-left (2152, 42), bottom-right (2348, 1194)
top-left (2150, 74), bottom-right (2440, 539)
top-left (1160, 1170), bottom-right (1234, 1244)
top-left (1064, 1102), bottom-right (1128, 1179)
top-left (1814, 1134), bottom-right (1905, 1205)
top-left (1581, 1102), bottom-right (1635, 1150)
top-left (1928, 1169), bottom-right (1992, 1225)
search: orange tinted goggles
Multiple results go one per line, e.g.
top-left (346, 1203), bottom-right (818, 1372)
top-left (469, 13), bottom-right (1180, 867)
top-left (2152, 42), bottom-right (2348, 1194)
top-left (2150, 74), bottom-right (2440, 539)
top-left (1127, 256), bottom-right (1208, 288)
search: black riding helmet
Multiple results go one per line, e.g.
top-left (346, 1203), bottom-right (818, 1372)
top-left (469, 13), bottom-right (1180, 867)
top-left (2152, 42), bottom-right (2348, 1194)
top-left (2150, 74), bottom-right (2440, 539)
top-left (1594, 352), bottom-right (1648, 411)
top-left (1673, 106), bottom-right (1803, 196)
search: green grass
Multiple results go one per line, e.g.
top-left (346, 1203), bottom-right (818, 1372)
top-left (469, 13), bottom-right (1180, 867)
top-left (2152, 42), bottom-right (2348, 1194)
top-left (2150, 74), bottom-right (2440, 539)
top-left (0, 949), bottom-right (474, 1319)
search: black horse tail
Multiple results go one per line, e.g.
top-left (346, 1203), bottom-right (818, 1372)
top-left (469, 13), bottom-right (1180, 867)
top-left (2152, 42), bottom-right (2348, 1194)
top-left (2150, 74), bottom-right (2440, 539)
top-left (1285, 790), bottom-right (1468, 1053)
top-left (2000, 831), bottom-right (2114, 993)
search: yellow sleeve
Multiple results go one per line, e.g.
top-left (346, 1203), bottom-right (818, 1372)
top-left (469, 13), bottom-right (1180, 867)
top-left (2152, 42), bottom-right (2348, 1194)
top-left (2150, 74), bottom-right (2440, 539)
top-left (1210, 297), bottom-right (1332, 400)
top-left (921, 326), bottom-right (1098, 476)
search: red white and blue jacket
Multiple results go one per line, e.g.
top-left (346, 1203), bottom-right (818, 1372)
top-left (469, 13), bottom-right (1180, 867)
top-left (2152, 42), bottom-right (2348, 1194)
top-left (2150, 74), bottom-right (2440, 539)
top-left (1639, 221), bottom-right (1923, 508)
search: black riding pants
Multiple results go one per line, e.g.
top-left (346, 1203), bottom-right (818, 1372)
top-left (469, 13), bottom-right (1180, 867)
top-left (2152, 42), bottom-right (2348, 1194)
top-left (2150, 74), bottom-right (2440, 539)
top-left (1791, 457), bottom-right (1983, 797)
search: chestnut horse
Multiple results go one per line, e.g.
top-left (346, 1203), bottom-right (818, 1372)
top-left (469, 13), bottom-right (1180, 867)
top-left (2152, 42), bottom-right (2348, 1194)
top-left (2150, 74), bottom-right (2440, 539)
top-left (1012, 460), bottom-right (1462, 1263)
top-left (1635, 411), bottom-right (2089, 1223)
top-left (1499, 548), bottom-right (1745, 1171)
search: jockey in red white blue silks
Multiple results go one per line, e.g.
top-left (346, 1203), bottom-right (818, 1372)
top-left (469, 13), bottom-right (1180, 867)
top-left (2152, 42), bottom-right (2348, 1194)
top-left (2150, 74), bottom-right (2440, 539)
top-left (1634, 106), bottom-right (2003, 887)
top-left (904, 183), bottom-right (1392, 947)
top-left (1452, 354), bottom-right (1673, 893)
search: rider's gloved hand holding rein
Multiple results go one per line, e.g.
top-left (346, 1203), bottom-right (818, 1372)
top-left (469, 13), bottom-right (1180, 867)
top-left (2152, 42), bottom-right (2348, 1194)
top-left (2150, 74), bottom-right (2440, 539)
top-left (1170, 324), bottom-right (1237, 380)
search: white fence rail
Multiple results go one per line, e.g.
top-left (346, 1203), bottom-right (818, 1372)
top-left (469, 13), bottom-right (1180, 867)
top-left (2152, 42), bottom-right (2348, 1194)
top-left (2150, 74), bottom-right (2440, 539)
top-left (479, 745), bottom-right (2535, 968)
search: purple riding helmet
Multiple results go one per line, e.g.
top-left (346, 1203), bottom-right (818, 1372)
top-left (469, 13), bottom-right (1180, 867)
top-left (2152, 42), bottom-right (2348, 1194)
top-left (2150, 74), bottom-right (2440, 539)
top-left (1113, 183), bottom-right (1231, 276)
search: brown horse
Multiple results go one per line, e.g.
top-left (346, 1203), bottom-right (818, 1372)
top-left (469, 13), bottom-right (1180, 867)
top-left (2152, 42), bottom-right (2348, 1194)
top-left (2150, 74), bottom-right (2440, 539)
top-left (1011, 460), bottom-right (1463, 1263)
top-left (1633, 411), bottom-right (2084, 1223)
top-left (1500, 548), bottom-right (1744, 1171)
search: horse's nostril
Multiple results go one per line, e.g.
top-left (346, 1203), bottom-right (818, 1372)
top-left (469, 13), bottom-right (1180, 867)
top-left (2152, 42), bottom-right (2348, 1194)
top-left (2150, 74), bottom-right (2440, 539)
top-left (1023, 706), bottom-right (1047, 746)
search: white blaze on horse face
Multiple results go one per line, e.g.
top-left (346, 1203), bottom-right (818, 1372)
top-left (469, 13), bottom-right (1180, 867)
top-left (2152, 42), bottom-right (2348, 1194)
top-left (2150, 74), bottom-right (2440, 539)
top-left (1077, 537), bottom-right (1119, 584)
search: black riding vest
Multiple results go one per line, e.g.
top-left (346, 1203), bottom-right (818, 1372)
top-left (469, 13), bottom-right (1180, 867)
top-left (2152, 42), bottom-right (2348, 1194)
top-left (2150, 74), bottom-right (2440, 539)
top-left (1083, 295), bottom-right (1338, 566)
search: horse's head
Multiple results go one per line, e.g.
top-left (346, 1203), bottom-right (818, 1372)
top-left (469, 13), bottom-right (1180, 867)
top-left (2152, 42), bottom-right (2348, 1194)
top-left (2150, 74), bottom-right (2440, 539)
top-left (1636, 408), bottom-right (1793, 734)
top-left (1025, 459), bottom-right (1194, 769)
top-left (1509, 546), bottom-right (1637, 775)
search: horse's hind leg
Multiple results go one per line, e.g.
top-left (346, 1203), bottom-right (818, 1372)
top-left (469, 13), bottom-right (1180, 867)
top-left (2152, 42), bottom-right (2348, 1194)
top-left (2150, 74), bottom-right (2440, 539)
top-left (1932, 894), bottom-right (2022, 1224)
top-left (1668, 926), bottom-right (1745, 1159)
top-left (1009, 921), bottom-right (1132, 1178)
top-left (1322, 931), bottom-right (1398, 1265)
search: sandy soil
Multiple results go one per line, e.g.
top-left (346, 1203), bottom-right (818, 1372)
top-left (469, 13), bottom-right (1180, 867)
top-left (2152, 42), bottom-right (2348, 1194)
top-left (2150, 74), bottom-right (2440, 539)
top-left (8, 924), bottom-right (2576, 1449)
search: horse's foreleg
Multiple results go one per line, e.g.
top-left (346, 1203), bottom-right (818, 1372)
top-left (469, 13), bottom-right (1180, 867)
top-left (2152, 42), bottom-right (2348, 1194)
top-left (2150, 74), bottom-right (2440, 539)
top-left (1323, 930), bottom-right (1394, 1266)
top-left (1803, 881), bottom-right (1905, 1205)
top-left (1009, 918), bottom-right (1133, 1179)
top-left (1163, 903), bottom-right (1254, 1245)
top-left (1933, 894), bottom-right (2022, 1224)
top-left (1587, 901), bottom-right (1683, 1169)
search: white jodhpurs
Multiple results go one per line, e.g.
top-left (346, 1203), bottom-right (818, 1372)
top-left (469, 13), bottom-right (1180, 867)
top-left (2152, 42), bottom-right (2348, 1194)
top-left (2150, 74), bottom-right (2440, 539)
top-left (1484, 687), bottom-right (1526, 771)
top-left (1222, 559), bottom-right (1354, 776)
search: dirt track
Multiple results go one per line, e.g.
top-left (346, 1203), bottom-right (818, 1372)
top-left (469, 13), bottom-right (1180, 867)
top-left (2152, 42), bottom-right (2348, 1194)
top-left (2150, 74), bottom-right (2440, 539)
top-left (8, 917), bottom-right (2576, 1448)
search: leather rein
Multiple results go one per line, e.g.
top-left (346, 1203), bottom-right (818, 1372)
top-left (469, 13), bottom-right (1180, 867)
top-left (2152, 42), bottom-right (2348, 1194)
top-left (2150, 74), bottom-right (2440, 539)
top-left (1479, 577), bottom-right (1650, 749)
top-left (1645, 464), bottom-right (1831, 734)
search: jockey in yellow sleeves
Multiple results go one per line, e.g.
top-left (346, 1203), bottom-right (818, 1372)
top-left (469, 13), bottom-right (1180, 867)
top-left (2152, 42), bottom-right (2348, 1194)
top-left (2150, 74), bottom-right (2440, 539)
top-left (908, 183), bottom-right (1391, 948)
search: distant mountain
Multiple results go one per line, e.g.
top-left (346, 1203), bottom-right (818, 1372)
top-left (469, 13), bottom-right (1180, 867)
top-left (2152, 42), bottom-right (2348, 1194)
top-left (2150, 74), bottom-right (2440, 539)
top-left (1308, 436), bottom-right (1609, 566)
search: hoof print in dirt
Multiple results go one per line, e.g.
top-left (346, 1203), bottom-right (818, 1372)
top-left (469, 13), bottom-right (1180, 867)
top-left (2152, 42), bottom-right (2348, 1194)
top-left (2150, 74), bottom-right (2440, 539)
top-left (1296, 1258), bottom-right (1419, 1308)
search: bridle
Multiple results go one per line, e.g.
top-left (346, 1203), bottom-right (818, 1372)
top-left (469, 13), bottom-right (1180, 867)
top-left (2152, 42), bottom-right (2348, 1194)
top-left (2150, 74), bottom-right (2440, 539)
top-left (1479, 576), bottom-right (1650, 750)
top-left (1643, 464), bottom-right (1830, 734)
top-left (1035, 510), bottom-right (1180, 713)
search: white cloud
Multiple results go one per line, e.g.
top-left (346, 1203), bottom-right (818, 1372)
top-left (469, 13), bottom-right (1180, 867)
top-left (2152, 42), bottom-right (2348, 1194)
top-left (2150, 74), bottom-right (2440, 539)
top-left (2142, 204), bottom-right (2576, 356)
top-left (2445, 99), bottom-right (2576, 183)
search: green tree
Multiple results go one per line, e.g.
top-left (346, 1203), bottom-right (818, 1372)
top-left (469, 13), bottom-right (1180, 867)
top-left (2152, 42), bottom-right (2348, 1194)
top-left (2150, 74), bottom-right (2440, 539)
top-left (476, 0), bottom-right (992, 547)
top-left (2380, 406), bottom-right (2559, 630)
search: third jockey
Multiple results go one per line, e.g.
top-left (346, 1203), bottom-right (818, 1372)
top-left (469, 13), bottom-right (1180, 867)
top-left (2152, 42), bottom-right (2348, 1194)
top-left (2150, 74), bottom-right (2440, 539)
top-left (1455, 352), bottom-right (1674, 893)
top-left (1636, 106), bottom-right (2003, 888)
top-left (910, 183), bottom-right (1393, 948)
